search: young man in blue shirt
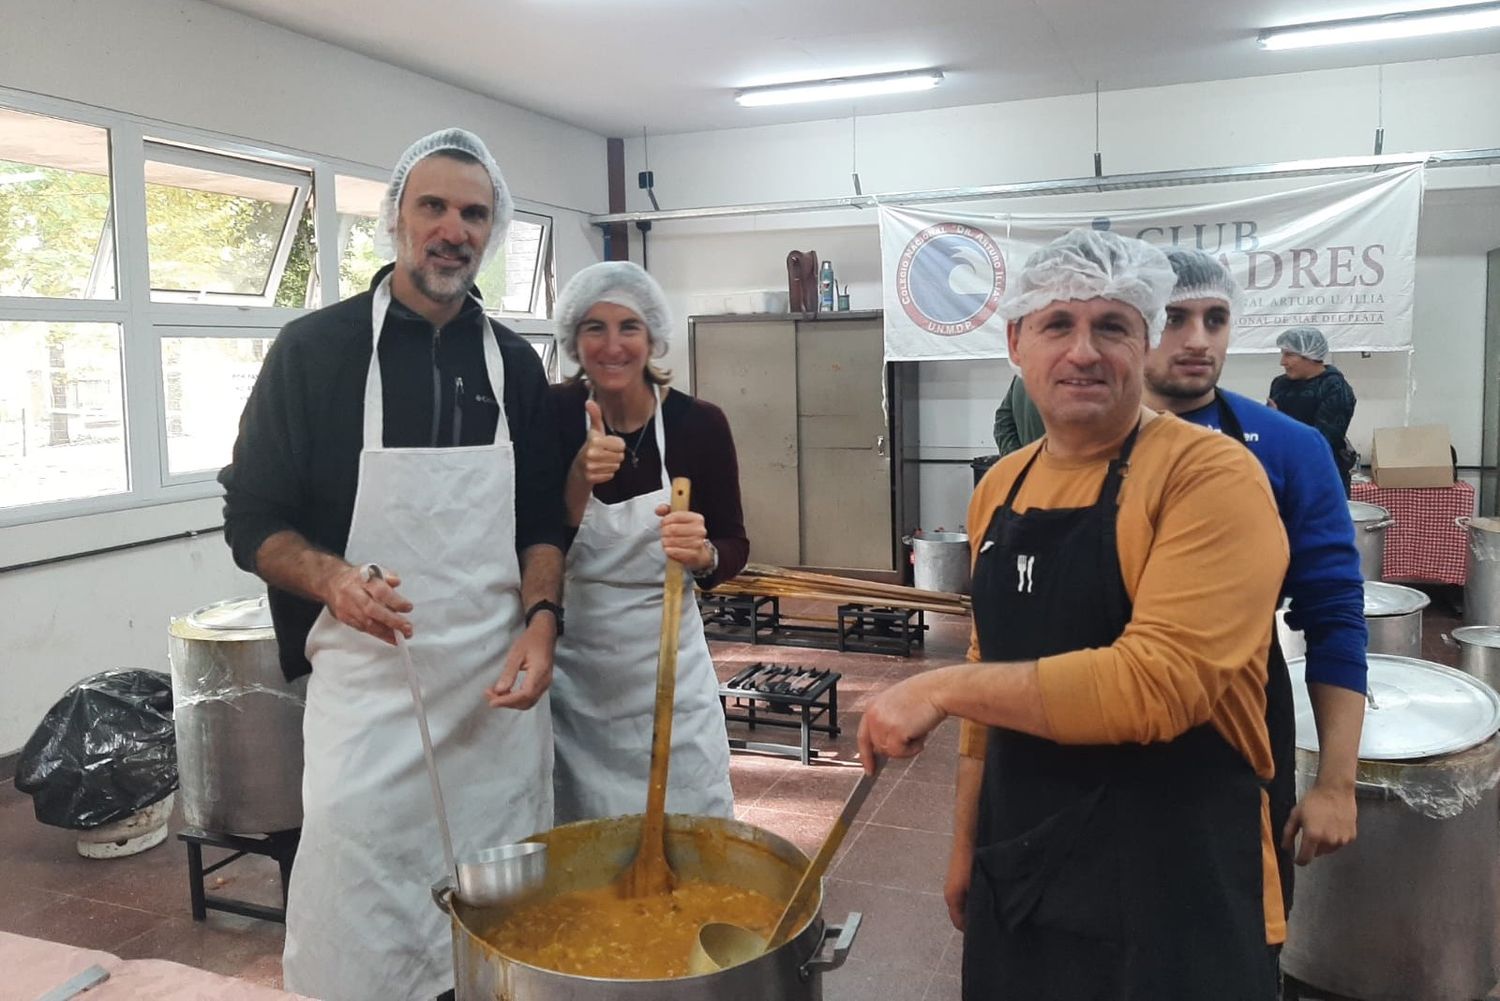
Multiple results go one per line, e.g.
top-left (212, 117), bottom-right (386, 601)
top-left (1143, 248), bottom-right (1367, 913)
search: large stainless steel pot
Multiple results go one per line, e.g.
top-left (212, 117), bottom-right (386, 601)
top-left (1350, 501), bottom-right (1394, 580)
top-left (1364, 581), bottom-right (1429, 657)
top-left (905, 531), bottom-right (970, 595)
top-left (1285, 655), bottom-right (1500, 1001)
top-left (1457, 516), bottom-right (1500, 626)
top-left (168, 595), bottom-right (306, 834)
top-left (1447, 625), bottom-right (1500, 693)
top-left (436, 814), bottom-right (861, 1001)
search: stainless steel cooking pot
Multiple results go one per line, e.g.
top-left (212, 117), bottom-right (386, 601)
top-left (1285, 654), bottom-right (1500, 1001)
top-left (1446, 625), bottom-right (1500, 693)
top-left (168, 595), bottom-right (306, 834)
top-left (1363, 581), bottom-right (1429, 657)
top-left (436, 814), bottom-right (861, 1001)
top-left (904, 531), bottom-right (971, 595)
top-left (1349, 501), bottom-right (1394, 580)
top-left (1457, 516), bottom-right (1500, 626)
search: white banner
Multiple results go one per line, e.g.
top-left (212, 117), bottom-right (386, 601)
top-left (879, 166), bottom-right (1424, 362)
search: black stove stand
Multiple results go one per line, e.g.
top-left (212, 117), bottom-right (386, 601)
top-left (719, 661), bottom-right (841, 765)
top-left (701, 592), bottom-right (928, 657)
top-left (178, 826), bottom-right (300, 924)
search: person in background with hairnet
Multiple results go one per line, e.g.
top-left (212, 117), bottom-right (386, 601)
top-left (219, 128), bottom-right (565, 1001)
top-left (547, 260), bottom-right (745, 822)
top-left (860, 229), bottom-right (1289, 1000)
top-left (1268, 326), bottom-right (1359, 496)
top-left (1143, 250), bottom-right (1366, 957)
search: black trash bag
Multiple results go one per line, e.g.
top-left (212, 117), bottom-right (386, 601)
top-left (14, 669), bottom-right (177, 830)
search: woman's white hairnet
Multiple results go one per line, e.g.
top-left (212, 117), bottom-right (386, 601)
top-left (998, 228), bottom-right (1177, 347)
top-left (374, 128), bottom-right (514, 266)
top-left (556, 261), bottom-right (672, 361)
top-left (1277, 326), bottom-right (1330, 362)
top-left (1165, 247), bottom-right (1243, 313)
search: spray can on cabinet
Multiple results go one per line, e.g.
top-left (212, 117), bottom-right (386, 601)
top-left (819, 260), bottom-right (836, 313)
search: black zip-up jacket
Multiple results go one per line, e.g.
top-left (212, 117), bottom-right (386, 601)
top-left (218, 264), bottom-right (565, 680)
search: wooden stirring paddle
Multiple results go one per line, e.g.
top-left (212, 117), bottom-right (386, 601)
top-left (617, 477), bottom-right (692, 898)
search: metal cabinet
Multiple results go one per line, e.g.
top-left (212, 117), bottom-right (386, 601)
top-left (689, 310), bottom-right (918, 579)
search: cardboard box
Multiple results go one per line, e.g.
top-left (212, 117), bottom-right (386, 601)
top-left (1370, 425), bottom-right (1454, 488)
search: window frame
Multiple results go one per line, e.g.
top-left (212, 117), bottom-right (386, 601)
top-left (487, 209), bottom-right (555, 320)
top-left (0, 86), bottom-right (564, 536)
top-left (140, 140), bottom-right (313, 306)
top-left (0, 87), bottom-right (378, 530)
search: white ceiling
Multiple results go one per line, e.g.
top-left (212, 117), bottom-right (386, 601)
top-left (206, 0), bottom-right (1500, 136)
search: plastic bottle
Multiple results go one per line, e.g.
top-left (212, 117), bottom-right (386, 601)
top-left (819, 260), bottom-right (836, 313)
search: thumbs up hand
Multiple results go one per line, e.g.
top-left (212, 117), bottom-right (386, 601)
top-left (576, 399), bottom-right (627, 485)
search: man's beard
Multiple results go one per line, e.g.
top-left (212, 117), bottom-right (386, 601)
top-left (1146, 369), bottom-right (1218, 401)
top-left (401, 233), bottom-right (481, 304)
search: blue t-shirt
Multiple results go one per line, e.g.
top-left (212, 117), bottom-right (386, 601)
top-left (1180, 389), bottom-right (1368, 693)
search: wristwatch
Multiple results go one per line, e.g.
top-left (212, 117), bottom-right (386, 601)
top-left (524, 599), bottom-right (564, 636)
top-left (692, 541), bottom-right (720, 580)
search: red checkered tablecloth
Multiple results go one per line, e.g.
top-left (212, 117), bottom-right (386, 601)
top-left (1350, 480), bottom-right (1475, 585)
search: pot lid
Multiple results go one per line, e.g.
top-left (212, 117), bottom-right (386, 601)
top-left (186, 595), bottom-right (273, 633)
top-left (1291, 654), bottom-right (1500, 759)
top-left (1452, 625), bottom-right (1500, 649)
top-left (1363, 581), bottom-right (1431, 617)
top-left (1348, 501), bottom-right (1389, 523)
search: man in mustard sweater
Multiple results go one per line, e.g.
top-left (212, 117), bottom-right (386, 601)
top-left (859, 229), bottom-right (1290, 1001)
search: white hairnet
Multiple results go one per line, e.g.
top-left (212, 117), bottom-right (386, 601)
top-left (1165, 247), bottom-right (1243, 313)
top-left (556, 261), bottom-right (672, 361)
top-left (998, 228), bottom-right (1177, 347)
top-left (1277, 326), bottom-right (1329, 362)
top-left (375, 128), bottom-right (514, 266)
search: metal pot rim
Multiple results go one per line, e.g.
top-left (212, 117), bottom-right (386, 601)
top-left (442, 814), bottom-right (823, 985)
top-left (1452, 625), bottom-right (1500, 648)
top-left (1363, 581), bottom-right (1431, 617)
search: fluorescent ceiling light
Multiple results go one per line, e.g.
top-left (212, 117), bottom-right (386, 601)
top-left (1259, 2), bottom-right (1500, 49)
top-left (735, 70), bottom-right (943, 108)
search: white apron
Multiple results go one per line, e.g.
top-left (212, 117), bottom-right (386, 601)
top-left (283, 277), bottom-right (553, 1001)
top-left (551, 392), bottom-right (734, 823)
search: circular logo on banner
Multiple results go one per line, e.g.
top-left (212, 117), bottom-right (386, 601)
top-left (896, 224), bottom-right (1006, 336)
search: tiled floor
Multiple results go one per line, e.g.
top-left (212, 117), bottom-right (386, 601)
top-left (0, 593), bottom-right (1482, 1000)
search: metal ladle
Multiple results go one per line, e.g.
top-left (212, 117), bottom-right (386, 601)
top-left (690, 758), bottom-right (884, 974)
top-left (380, 565), bottom-right (546, 907)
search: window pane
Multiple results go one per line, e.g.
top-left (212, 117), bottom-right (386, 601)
top-left (476, 218), bottom-right (547, 314)
top-left (145, 151), bottom-right (300, 298)
top-left (161, 336), bottom-right (273, 475)
top-left (0, 321), bottom-right (126, 508)
top-left (0, 107), bottom-right (114, 300)
top-left (335, 174), bottom-right (387, 299)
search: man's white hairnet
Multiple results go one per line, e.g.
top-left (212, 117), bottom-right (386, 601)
top-left (1165, 247), bottom-right (1243, 313)
top-left (998, 228), bottom-right (1177, 347)
top-left (1277, 326), bottom-right (1330, 363)
top-left (556, 261), bottom-right (672, 361)
top-left (375, 128), bottom-right (514, 266)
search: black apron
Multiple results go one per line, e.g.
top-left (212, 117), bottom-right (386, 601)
top-left (962, 424), bottom-right (1278, 1001)
top-left (1214, 390), bottom-right (1296, 917)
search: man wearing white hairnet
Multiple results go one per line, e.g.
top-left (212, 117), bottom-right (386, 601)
top-left (220, 128), bottom-right (565, 1001)
top-left (1268, 327), bottom-right (1359, 496)
top-left (1143, 250), bottom-right (1366, 959)
top-left (861, 229), bottom-right (1289, 999)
